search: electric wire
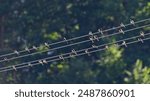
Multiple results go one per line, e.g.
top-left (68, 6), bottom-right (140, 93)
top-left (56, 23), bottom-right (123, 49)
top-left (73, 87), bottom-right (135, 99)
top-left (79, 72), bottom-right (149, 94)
top-left (0, 18), bottom-right (149, 59)
top-left (0, 32), bottom-right (149, 73)
top-left (0, 24), bottom-right (149, 63)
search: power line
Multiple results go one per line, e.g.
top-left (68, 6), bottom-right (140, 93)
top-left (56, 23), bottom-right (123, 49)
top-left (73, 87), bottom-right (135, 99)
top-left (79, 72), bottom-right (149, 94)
top-left (0, 24), bottom-right (149, 63)
top-left (0, 32), bottom-right (149, 73)
top-left (0, 18), bottom-right (149, 59)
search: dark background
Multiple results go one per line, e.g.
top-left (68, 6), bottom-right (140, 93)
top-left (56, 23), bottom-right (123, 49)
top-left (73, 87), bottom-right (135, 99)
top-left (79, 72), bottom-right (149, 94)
top-left (0, 0), bottom-right (150, 83)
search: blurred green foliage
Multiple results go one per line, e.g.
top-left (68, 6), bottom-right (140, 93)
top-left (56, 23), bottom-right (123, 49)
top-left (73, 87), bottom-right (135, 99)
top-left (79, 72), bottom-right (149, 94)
top-left (0, 0), bottom-right (149, 84)
top-left (124, 60), bottom-right (150, 83)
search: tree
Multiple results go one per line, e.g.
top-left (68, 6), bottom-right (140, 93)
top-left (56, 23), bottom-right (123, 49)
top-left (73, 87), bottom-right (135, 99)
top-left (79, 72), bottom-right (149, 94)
top-left (0, 0), bottom-right (150, 84)
top-left (124, 59), bottom-right (150, 84)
